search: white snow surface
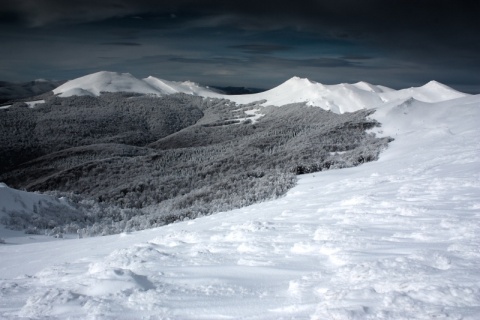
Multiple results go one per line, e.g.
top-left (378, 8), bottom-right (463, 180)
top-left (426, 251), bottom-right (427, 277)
top-left (52, 72), bottom-right (468, 114)
top-left (1, 91), bottom-right (480, 319)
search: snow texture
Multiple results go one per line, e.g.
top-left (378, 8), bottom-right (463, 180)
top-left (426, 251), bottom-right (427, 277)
top-left (0, 81), bottom-right (479, 318)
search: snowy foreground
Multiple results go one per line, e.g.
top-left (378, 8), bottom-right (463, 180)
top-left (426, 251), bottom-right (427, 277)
top-left (1, 94), bottom-right (480, 319)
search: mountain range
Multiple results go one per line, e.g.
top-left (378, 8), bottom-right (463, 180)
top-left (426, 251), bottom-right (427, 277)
top-left (47, 71), bottom-right (468, 113)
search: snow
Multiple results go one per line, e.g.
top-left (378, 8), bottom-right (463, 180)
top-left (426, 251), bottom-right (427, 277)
top-left (143, 76), bottom-right (222, 97)
top-left (351, 81), bottom-right (394, 93)
top-left (53, 71), bottom-right (161, 97)
top-left (1, 87), bottom-right (479, 318)
top-left (25, 100), bottom-right (45, 108)
top-left (0, 183), bottom-right (65, 219)
top-left (0, 100), bottom-right (44, 109)
top-left (226, 76), bottom-right (469, 113)
top-left (243, 109), bottom-right (265, 123)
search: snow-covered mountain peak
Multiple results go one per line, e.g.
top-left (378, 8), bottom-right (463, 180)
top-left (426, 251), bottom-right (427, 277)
top-left (53, 71), bottom-right (161, 97)
top-left (378, 81), bottom-right (468, 104)
top-left (279, 76), bottom-right (324, 90)
top-left (285, 76), bottom-right (317, 85)
top-left (419, 80), bottom-right (465, 96)
top-left (423, 80), bottom-right (448, 88)
top-left (53, 72), bottom-right (221, 98)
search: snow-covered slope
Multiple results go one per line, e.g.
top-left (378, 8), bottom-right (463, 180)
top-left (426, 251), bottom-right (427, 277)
top-left (379, 80), bottom-right (467, 104)
top-left (143, 76), bottom-right (222, 97)
top-left (0, 183), bottom-right (68, 219)
top-left (53, 71), bottom-right (222, 98)
top-left (1, 92), bottom-right (479, 318)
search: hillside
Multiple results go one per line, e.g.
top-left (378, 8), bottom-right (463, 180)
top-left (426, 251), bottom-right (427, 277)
top-left (0, 91), bottom-right (478, 319)
top-left (0, 91), bottom-right (390, 235)
top-left (1, 73), bottom-right (472, 237)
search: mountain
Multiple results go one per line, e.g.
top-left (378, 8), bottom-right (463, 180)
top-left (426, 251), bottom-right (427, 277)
top-left (0, 92), bottom-right (479, 319)
top-left (226, 77), bottom-right (468, 113)
top-left (51, 72), bottom-right (469, 114)
top-left (53, 71), bottom-right (222, 98)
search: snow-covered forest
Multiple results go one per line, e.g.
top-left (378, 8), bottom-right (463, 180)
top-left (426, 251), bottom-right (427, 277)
top-left (1, 90), bottom-right (390, 236)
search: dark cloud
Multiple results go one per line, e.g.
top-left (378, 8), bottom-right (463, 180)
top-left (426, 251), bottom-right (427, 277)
top-left (229, 44), bottom-right (292, 54)
top-left (342, 55), bottom-right (372, 61)
top-left (101, 42), bottom-right (142, 46)
top-left (160, 54), bottom-right (353, 69)
top-left (0, 0), bottom-right (478, 92)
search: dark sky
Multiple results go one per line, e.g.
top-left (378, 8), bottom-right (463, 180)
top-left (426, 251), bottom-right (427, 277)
top-left (1, 0), bottom-right (479, 92)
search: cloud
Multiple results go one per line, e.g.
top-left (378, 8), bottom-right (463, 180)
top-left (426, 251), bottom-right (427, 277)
top-left (229, 44), bottom-right (292, 54)
top-left (0, 0), bottom-right (478, 93)
top-left (101, 42), bottom-right (142, 46)
top-left (2, 1), bottom-right (478, 49)
top-left (342, 55), bottom-right (372, 61)
top-left (3, 1), bottom-right (477, 63)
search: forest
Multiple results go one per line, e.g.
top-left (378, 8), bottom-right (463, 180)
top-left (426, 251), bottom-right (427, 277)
top-left (0, 93), bottom-right (392, 236)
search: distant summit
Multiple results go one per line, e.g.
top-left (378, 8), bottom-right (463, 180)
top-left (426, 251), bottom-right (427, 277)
top-left (225, 76), bottom-right (468, 113)
top-left (53, 71), bottom-right (222, 98)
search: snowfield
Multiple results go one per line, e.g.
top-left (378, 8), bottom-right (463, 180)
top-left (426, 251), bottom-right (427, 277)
top-left (1, 81), bottom-right (479, 319)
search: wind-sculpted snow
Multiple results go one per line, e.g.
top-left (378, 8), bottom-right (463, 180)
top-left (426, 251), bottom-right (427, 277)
top-left (0, 94), bottom-right (479, 319)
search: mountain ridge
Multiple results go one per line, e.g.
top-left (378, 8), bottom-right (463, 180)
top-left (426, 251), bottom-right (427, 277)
top-left (50, 72), bottom-right (469, 114)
